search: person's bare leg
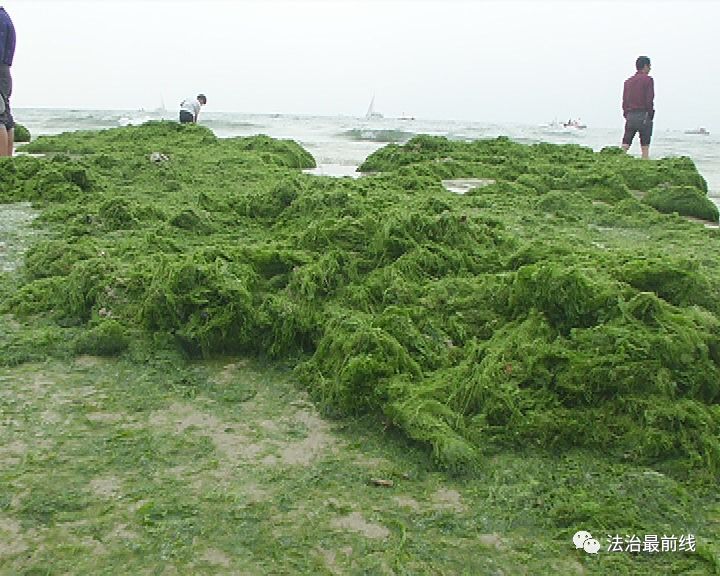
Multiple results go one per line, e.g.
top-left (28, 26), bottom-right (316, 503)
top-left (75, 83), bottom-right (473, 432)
top-left (7, 127), bottom-right (13, 156)
top-left (641, 145), bottom-right (649, 160)
top-left (622, 143), bottom-right (630, 152)
top-left (0, 125), bottom-right (8, 157)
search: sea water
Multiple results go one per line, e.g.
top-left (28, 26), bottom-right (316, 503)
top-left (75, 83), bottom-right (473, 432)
top-left (14, 107), bottom-right (720, 209)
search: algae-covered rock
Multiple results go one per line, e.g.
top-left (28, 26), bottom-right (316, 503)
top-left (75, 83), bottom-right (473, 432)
top-left (558, 168), bottom-right (632, 203)
top-left (536, 190), bottom-right (592, 218)
top-left (297, 311), bottom-right (423, 417)
top-left (223, 134), bottom-right (316, 169)
top-left (74, 319), bottom-right (130, 356)
top-left (59, 258), bottom-right (117, 323)
top-left (169, 208), bottom-right (214, 233)
top-left (14, 123), bottom-right (30, 142)
top-left (509, 263), bottom-right (616, 333)
top-left (15, 159), bottom-right (94, 204)
top-left (22, 120), bottom-right (218, 155)
top-left (139, 254), bottom-right (260, 357)
top-left (99, 197), bottom-right (139, 230)
top-left (616, 256), bottom-right (720, 313)
top-left (384, 375), bottom-right (480, 475)
top-left (643, 184), bottom-right (719, 222)
top-left (23, 238), bottom-right (98, 280)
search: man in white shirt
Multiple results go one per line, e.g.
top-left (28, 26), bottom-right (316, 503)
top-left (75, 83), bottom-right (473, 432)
top-left (179, 94), bottom-right (207, 124)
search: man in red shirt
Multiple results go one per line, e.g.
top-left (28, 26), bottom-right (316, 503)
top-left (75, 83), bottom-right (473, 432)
top-left (622, 56), bottom-right (654, 159)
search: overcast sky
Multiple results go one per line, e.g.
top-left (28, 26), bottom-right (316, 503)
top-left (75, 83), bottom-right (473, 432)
top-left (4, 0), bottom-right (719, 129)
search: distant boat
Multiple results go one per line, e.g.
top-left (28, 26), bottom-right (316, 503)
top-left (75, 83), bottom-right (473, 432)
top-left (684, 127), bottom-right (710, 135)
top-left (563, 118), bottom-right (587, 129)
top-left (365, 95), bottom-right (384, 120)
top-left (542, 119), bottom-right (585, 133)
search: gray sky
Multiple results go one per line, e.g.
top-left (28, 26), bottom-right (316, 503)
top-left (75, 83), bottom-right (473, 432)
top-left (5, 0), bottom-right (720, 129)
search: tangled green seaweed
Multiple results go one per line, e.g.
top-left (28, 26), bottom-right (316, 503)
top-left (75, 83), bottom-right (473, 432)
top-left (13, 123), bottom-right (30, 143)
top-left (2, 122), bottom-right (720, 483)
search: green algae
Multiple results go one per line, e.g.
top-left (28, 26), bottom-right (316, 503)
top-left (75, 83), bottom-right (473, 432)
top-left (2, 122), bottom-right (720, 486)
top-left (13, 122), bottom-right (30, 142)
top-left (643, 184), bottom-right (720, 222)
top-left (73, 318), bottom-right (130, 356)
top-left (1, 355), bottom-right (714, 576)
top-left (361, 136), bottom-right (712, 219)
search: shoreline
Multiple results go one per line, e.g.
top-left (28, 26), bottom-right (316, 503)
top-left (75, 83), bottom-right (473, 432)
top-left (8, 108), bottom-right (720, 213)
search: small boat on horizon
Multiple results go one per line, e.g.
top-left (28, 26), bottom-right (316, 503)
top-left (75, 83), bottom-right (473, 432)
top-left (684, 127), bottom-right (710, 135)
top-left (543, 119), bottom-right (587, 132)
top-left (563, 118), bottom-right (587, 129)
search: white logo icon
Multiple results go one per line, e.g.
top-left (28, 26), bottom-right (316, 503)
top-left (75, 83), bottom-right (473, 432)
top-left (573, 530), bottom-right (592, 549)
top-left (573, 530), bottom-right (600, 554)
top-left (584, 538), bottom-right (601, 554)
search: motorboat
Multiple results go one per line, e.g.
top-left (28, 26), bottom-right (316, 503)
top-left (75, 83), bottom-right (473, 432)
top-left (684, 127), bottom-right (710, 135)
top-left (542, 119), bottom-right (586, 133)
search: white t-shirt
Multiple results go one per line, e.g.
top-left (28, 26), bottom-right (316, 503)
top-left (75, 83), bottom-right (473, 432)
top-left (180, 97), bottom-right (201, 117)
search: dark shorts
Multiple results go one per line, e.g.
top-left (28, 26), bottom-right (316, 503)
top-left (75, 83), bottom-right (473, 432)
top-left (179, 110), bottom-right (194, 124)
top-left (623, 110), bottom-right (652, 146)
top-left (0, 65), bottom-right (14, 130)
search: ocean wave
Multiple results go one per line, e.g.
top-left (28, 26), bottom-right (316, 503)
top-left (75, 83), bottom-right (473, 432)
top-left (45, 114), bottom-right (112, 124)
top-left (202, 119), bottom-right (261, 129)
top-left (117, 116), bottom-right (157, 127)
top-left (341, 128), bottom-right (414, 143)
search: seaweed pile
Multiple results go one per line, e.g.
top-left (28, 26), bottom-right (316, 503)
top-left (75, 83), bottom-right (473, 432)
top-left (2, 122), bottom-right (719, 480)
top-left (13, 123), bottom-right (30, 143)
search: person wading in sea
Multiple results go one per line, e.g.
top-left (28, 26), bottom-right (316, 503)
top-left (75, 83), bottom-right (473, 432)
top-left (622, 56), bottom-right (654, 160)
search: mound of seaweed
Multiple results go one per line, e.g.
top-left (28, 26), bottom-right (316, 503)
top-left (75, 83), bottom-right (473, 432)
top-left (3, 124), bottom-right (720, 481)
top-left (643, 184), bottom-right (719, 222)
top-left (361, 135), bottom-right (713, 217)
top-left (14, 123), bottom-right (31, 143)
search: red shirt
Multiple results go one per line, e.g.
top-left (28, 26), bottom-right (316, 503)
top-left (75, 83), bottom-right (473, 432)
top-left (622, 71), bottom-right (654, 118)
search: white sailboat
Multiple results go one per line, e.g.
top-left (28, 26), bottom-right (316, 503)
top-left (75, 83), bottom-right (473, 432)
top-left (154, 95), bottom-right (168, 119)
top-left (365, 95), bottom-right (383, 120)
